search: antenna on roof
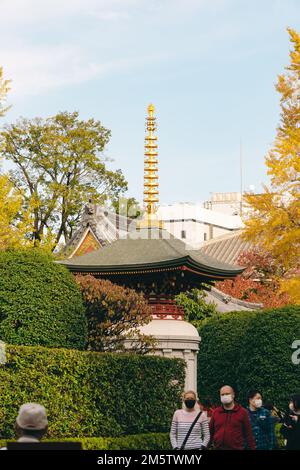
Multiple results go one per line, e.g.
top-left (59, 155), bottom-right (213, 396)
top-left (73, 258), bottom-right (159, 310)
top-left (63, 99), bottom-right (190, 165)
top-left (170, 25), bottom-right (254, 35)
top-left (239, 138), bottom-right (243, 217)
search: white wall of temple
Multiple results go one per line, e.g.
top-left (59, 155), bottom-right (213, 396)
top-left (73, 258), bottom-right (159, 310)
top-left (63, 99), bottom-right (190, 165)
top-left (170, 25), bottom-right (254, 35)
top-left (124, 320), bottom-right (201, 394)
top-left (149, 339), bottom-right (199, 392)
top-left (125, 338), bottom-right (199, 392)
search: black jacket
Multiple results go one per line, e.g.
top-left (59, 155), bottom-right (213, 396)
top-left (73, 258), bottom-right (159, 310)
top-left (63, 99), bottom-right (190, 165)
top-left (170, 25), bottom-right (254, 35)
top-left (280, 411), bottom-right (300, 450)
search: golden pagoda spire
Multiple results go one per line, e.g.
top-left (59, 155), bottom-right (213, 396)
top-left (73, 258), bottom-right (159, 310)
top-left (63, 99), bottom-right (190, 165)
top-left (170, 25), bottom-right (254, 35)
top-left (138, 103), bottom-right (163, 229)
top-left (144, 104), bottom-right (159, 214)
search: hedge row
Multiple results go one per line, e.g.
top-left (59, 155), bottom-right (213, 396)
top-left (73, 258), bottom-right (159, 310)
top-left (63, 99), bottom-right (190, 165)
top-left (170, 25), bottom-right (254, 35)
top-left (0, 428), bottom-right (286, 450)
top-left (0, 249), bottom-right (87, 349)
top-left (198, 305), bottom-right (300, 410)
top-left (0, 345), bottom-right (185, 439)
top-left (0, 433), bottom-right (170, 450)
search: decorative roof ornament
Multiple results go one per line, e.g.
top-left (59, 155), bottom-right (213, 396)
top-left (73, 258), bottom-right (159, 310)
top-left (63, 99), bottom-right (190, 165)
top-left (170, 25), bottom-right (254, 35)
top-left (137, 104), bottom-right (163, 229)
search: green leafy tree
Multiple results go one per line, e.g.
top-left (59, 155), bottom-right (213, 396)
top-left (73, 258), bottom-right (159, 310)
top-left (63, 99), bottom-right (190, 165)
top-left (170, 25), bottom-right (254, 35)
top-left (176, 288), bottom-right (218, 328)
top-left (76, 274), bottom-right (155, 353)
top-left (0, 112), bottom-right (128, 250)
top-left (111, 196), bottom-right (143, 219)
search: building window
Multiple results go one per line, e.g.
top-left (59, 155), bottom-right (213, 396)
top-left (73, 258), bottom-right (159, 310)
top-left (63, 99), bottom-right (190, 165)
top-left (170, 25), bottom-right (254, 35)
top-left (181, 230), bottom-right (186, 239)
top-left (204, 233), bottom-right (207, 241)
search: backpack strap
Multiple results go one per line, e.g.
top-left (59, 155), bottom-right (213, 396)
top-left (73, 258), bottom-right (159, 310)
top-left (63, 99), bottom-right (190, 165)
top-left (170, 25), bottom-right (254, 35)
top-left (180, 411), bottom-right (202, 450)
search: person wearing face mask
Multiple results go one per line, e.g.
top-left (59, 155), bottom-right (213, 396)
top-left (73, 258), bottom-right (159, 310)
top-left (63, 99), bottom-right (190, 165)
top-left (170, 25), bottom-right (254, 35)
top-left (247, 390), bottom-right (276, 450)
top-left (170, 390), bottom-right (210, 450)
top-left (280, 394), bottom-right (300, 450)
top-left (209, 385), bottom-right (256, 450)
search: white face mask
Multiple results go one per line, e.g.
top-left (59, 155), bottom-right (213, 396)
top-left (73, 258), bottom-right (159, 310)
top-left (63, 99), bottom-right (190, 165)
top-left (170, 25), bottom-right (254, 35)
top-left (254, 399), bottom-right (263, 408)
top-left (221, 394), bottom-right (233, 405)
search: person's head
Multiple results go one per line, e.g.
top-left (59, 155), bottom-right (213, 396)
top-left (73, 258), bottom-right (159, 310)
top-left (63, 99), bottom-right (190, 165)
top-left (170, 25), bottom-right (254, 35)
top-left (289, 394), bottom-right (300, 413)
top-left (220, 385), bottom-right (235, 406)
top-left (183, 391), bottom-right (197, 410)
top-left (15, 403), bottom-right (48, 440)
top-left (201, 398), bottom-right (212, 409)
top-left (263, 401), bottom-right (274, 412)
top-left (248, 390), bottom-right (263, 410)
top-left (197, 400), bottom-right (206, 411)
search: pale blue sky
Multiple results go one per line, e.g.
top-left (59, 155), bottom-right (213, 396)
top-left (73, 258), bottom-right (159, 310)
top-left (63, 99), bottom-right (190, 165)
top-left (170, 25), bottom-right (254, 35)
top-left (0, 0), bottom-right (299, 204)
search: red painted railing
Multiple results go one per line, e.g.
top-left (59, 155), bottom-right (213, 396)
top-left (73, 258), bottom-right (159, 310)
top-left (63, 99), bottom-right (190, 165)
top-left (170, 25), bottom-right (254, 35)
top-left (148, 298), bottom-right (184, 320)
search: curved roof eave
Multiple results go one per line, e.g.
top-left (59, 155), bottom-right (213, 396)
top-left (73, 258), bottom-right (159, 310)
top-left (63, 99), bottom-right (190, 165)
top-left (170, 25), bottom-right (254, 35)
top-left (63, 254), bottom-right (244, 278)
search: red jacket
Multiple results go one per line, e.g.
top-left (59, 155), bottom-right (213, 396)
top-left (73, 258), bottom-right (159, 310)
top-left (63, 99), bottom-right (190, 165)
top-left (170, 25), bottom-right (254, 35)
top-left (210, 403), bottom-right (256, 450)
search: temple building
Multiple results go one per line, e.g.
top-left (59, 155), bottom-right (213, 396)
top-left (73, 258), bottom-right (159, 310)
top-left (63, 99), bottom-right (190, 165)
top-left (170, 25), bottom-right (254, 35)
top-left (61, 104), bottom-right (258, 391)
top-left (64, 201), bottom-right (243, 256)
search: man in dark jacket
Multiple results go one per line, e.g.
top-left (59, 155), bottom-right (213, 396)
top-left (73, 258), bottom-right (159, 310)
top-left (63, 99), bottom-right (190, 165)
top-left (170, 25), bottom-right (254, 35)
top-left (209, 385), bottom-right (256, 450)
top-left (247, 390), bottom-right (276, 450)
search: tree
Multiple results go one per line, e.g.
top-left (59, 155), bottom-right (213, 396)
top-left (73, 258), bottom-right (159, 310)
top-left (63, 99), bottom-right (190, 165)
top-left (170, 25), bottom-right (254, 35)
top-left (0, 112), bottom-right (128, 250)
top-left (216, 249), bottom-right (292, 308)
top-left (0, 175), bottom-right (33, 250)
top-left (176, 288), bottom-right (218, 328)
top-left (281, 277), bottom-right (300, 304)
top-left (0, 66), bottom-right (10, 117)
top-left (0, 249), bottom-right (87, 349)
top-left (76, 274), bottom-right (155, 353)
top-left (111, 196), bottom-right (143, 219)
top-left (243, 28), bottom-right (300, 303)
top-left (0, 68), bottom-right (31, 250)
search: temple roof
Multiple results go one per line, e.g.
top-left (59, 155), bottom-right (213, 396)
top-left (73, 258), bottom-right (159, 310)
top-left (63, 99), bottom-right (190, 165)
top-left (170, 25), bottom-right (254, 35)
top-left (205, 286), bottom-right (262, 312)
top-left (60, 228), bottom-right (244, 279)
top-left (200, 230), bottom-right (252, 265)
top-left (64, 204), bottom-right (137, 257)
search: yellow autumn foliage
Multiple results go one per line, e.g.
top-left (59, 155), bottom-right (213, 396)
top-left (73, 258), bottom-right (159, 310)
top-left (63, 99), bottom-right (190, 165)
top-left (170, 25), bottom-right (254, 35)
top-left (243, 28), bottom-right (300, 303)
top-left (281, 277), bottom-right (300, 304)
top-left (0, 67), bottom-right (10, 117)
top-left (0, 175), bottom-right (31, 250)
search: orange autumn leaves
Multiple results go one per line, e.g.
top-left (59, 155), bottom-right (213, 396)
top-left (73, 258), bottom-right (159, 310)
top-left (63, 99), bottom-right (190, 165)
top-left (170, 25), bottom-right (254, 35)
top-left (76, 275), bottom-right (155, 353)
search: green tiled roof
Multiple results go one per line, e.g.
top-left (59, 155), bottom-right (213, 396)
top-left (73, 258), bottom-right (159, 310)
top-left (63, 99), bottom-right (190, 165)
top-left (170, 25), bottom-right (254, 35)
top-left (60, 228), bottom-right (244, 278)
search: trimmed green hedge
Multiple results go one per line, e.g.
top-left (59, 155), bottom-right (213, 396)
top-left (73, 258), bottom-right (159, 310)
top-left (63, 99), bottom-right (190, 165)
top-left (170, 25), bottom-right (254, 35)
top-left (0, 344), bottom-right (184, 439)
top-left (0, 433), bottom-right (170, 450)
top-left (0, 429), bottom-right (285, 450)
top-left (0, 249), bottom-right (87, 349)
top-left (198, 306), bottom-right (300, 410)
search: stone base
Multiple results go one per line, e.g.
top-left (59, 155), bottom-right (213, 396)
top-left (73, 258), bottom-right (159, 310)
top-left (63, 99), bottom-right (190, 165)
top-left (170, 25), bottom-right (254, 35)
top-left (124, 319), bottom-right (201, 393)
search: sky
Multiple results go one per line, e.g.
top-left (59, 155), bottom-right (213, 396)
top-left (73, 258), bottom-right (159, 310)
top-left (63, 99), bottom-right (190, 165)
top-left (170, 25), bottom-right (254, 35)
top-left (0, 0), bottom-right (299, 205)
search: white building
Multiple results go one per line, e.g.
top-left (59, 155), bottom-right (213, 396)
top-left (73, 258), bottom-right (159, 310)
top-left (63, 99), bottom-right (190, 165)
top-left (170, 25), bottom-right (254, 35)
top-left (203, 192), bottom-right (242, 216)
top-left (157, 199), bottom-right (243, 249)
